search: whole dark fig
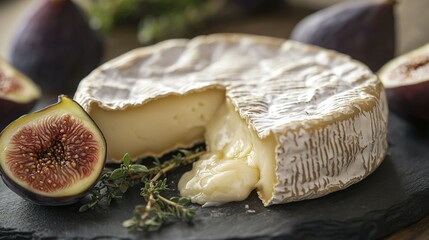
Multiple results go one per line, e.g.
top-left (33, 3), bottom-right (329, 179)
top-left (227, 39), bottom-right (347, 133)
top-left (10, 0), bottom-right (104, 95)
top-left (0, 95), bottom-right (106, 205)
top-left (290, 0), bottom-right (396, 72)
top-left (379, 43), bottom-right (429, 123)
top-left (0, 58), bottom-right (41, 130)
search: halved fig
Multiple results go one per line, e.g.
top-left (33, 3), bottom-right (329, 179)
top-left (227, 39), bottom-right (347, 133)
top-left (0, 58), bottom-right (41, 130)
top-left (0, 95), bottom-right (106, 205)
top-left (379, 43), bottom-right (429, 122)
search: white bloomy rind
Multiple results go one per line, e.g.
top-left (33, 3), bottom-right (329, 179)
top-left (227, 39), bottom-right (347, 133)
top-left (74, 34), bottom-right (388, 206)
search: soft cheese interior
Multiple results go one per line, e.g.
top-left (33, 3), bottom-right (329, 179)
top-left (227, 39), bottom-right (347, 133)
top-left (179, 98), bottom-right (277, 206)
top-left (89, 89), bottom-right (225, 160)
top-left (89, 88), bottom-right (277, 205)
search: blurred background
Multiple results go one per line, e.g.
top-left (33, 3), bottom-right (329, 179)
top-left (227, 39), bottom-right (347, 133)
top-left (0, 0), bottom-right (427, 63)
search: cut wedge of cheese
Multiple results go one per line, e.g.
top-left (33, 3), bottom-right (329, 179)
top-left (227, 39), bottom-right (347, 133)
top-left (74, 34), bottom-right (388, 206)
top-left (178, 99), bottom-right (276, 206)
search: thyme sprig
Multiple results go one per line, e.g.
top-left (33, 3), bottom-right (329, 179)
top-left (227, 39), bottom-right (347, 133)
top-left (79, 148), bottom-right (205, 232)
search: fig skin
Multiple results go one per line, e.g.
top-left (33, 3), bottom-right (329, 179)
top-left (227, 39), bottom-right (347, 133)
top-left (0, 96), bottom-right (107, 206)
top-left (379, 43), bottom-right (429, 123)
top-left (0, 58), bottom-right (41, 130)
top-left (290, 0), bottom-right (396, 72)
top-left (0, 98), bottom-right (36, 131)
top-left (384, 82), bottom-right (429, 122)
top-left (10, 0), bottom-right (104, 95)
top-left (0, 171), bottom-right (88, 206)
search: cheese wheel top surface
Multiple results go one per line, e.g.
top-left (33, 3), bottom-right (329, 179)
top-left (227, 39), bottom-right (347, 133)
top-left (75, 34), bottom-right (382, 138)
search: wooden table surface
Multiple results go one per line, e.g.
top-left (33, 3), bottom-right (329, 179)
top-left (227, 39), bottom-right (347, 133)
top-left (0, 0), bottom-right (428, 239)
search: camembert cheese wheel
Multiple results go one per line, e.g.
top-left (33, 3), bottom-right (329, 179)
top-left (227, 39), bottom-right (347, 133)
top-left (74, 34), bottom-right (388, 206)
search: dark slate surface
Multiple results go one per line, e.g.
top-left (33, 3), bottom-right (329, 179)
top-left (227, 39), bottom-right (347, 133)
top-left (0, 112), bottom-right (428, 240)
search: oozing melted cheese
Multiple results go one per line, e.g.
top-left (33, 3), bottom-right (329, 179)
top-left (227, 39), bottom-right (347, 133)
top-left (179, 99), bottom-right (277, 206)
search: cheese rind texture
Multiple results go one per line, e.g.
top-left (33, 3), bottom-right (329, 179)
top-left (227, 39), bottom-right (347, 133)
top-left (74, 34), bottom-right (388, 206)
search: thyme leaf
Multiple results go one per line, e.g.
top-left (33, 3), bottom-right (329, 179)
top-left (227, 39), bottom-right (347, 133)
top-left (80, 149), bottom-right (205, 232)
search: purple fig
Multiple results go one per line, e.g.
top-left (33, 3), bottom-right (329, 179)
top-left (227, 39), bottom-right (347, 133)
top-left (379, 43), bottom-right (429, 123)
top-left (10, 0), bottom-right (104, 95)
top-left (0, 95), bottom-right (106, 205)
top-left (290, 0), bottom-right (396, 72)
top-left (0, 58), bottom-right (41, 130)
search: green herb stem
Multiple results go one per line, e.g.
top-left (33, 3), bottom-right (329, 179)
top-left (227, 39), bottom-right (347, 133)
top-left (79, 148), bottom-right (204, 232)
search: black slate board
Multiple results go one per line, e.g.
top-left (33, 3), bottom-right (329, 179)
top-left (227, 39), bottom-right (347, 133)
top-left (0, 112), bottom-right (428, 240)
